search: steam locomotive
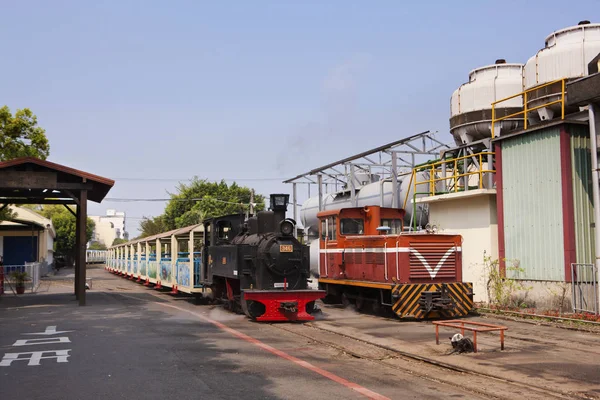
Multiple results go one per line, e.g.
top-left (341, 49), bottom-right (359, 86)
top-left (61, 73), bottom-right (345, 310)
top-left (202, 194), bottom-right (326, 321)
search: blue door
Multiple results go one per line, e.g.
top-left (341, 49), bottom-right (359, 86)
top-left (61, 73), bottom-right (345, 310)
top-left (3, 236), bottom-right (38, 266)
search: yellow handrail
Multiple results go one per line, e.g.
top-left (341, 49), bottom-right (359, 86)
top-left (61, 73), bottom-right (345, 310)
top-left (491, 78), bottom-right (566, 138)
top-left (411, 151), bottom-right (495, 197)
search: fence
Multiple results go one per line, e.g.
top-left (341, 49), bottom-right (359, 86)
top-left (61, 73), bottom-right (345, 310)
top-left (571, 263), bottom-right (598, 315)
top-left (0, 262), bottom-right (42, 295)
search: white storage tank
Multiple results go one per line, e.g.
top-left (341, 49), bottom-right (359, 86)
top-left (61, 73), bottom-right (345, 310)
top-left (450, 60), bottom-right (524, 144)
top-left (524, 21), bottom-right (600, 121)
top-left (299, 172), bottom-right (434, 236)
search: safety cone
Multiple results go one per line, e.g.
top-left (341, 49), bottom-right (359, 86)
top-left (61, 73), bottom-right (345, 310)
top-left (170, 285), bottom-right (178, 295)
top-left (144, 278), bottom-right (150, 286)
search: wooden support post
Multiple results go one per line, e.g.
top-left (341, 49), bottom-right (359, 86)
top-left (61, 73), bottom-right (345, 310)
top-left (76, 190), bottom-right (87, 306)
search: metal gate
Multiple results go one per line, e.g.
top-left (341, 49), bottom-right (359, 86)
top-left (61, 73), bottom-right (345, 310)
top-left (0, 262), bottom-right (42, 295)
top-left (571, 263), bottom-right (598, 315)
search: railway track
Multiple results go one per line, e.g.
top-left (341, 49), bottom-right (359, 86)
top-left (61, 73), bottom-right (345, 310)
top-left (269, 321), bottom-right (592, 400)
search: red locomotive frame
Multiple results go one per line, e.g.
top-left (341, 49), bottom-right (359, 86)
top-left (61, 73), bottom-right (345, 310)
top-left (317, 206), bottom-right (473, 319)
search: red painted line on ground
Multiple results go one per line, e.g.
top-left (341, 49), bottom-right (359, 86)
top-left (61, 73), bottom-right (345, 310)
top-left (118, 292), bottom-right (389, 400)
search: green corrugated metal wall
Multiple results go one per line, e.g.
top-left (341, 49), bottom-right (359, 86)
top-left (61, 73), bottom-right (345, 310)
top-left (502, 127), bottom-right (565, 281)
top-left (570, 125), bottom-right (595, 267)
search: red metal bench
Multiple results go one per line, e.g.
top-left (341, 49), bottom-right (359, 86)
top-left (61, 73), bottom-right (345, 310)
top-left (433, 320), bottom-right (508, 353)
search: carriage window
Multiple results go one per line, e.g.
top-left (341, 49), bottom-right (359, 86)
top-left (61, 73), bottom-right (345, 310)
top-left (380, 219), bottom-right (403, 234)
top-left (320, 219), bottom-right (326, 240)
top-left (340, 218), bottom-right (364, 235)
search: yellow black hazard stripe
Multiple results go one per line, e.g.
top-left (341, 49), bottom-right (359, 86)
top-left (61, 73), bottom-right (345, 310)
top-left (391, 282), bottom-right (473, 319)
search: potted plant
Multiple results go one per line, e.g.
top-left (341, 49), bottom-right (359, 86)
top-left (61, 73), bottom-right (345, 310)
top-left (11, 271), bottom-right (29, 294)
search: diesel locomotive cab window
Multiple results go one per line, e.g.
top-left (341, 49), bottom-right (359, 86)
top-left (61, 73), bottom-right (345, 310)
top-left (380, 219), bottom-right (402, 234)
top-left (320, 217), bottom-right (337, 240)
top-left (340, 218), bottom-right (364, 235)
top-left (327, 217), bottom-right (337, 240)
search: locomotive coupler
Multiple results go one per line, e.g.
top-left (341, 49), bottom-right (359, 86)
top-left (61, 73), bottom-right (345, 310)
top-left (279, 301), bottom-right (298, 313)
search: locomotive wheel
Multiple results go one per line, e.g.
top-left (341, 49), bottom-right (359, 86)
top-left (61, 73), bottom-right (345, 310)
top-left (306, 301), bottom-right (316, 315)
top-left (355, 296), bottom-right (365, 311)
top-left (341, 292), bottom-right (352, 308)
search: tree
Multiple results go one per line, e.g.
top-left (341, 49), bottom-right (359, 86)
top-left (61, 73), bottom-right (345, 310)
top-left (162, 178), bottom-right (266, 230)
top-left (35, 205), bottom-right (95, 264)
top-left (88, 241), bottom-right (107, 250)
top-left (112, 238), bottom-right (128, 246)
top-left (138, 215), bottom-right (168, 238)
top-left (0, 106), bottom-right (50, 222)
top-left (0, 106), bottom-right (50, 161)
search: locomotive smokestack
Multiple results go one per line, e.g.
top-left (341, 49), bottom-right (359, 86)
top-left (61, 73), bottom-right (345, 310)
top-left (270, 194), bottom-right (289, 229)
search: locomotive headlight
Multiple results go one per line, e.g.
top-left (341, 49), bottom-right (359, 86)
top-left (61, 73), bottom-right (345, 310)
top-left (280, 219), bottom-right (294, 236)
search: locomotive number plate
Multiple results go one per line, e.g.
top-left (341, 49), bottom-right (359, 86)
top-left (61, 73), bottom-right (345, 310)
top-left (280, 244), bottom-right (293, 253)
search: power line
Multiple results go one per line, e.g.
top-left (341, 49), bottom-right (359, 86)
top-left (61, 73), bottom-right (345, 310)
top-left (113, 177), bottom-right (285, 182)
top-left (104, 197), bottom-right (255, 206)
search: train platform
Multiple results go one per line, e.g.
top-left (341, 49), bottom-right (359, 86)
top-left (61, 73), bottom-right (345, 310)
top-left (0, 266), bottom-right (599, 400)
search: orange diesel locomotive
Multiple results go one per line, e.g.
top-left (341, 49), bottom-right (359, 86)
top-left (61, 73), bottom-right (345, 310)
top-left (317, 206), bottom-right (473, 319)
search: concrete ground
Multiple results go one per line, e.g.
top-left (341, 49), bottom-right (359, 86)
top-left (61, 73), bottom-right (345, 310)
top-left (1, 266), bottom-right (598, 400)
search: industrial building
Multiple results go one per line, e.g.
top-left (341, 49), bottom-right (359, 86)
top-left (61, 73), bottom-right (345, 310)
top-left (290, 21), bottom-right (600, 312)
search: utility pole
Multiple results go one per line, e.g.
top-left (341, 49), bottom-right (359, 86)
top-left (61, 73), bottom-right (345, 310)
top-left (250, 189), bottom-right (255, 216)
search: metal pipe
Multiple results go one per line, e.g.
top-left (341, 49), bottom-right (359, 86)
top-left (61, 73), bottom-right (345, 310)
top-left (391, 152), bottom-right (398, 208)
top-left (589, 103), bottom-right (600, 314)
top-left (349, 165), bottom-right (356, 207)
top-left (292, 183), bottom-right (298, 238)
top-left (317, 174), bottom-right (323, 212)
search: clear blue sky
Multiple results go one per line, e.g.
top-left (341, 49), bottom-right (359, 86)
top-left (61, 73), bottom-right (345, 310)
top-left (1, 1), bottom-right (597, 237)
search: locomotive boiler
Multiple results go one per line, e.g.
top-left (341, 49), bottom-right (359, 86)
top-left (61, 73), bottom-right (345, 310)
top-left (203, 194), bottom-right (326, 321)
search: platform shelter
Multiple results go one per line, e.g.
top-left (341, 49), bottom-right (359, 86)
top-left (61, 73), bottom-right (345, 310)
top-left (0, 157), bottom-right (114, 305)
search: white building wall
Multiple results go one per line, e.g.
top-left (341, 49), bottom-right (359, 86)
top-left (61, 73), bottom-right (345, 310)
top-left (89, 210), bottom-right (127, 247)
top-left (417, 189), bottom-right (498, 303)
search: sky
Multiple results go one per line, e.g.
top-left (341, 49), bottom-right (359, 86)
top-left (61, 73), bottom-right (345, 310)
top-left (1, 0), bottom-right (597, 237)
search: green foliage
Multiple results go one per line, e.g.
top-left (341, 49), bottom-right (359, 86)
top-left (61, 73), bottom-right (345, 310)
top-left (88, 241), bottom-right (107, 250)
top-left (483, 253), bottom-right (532, 308)
top-left (0, 106), bottom-right (50, 161)
top-left (161, 178), bottom-right (265, 230)
top-left (112, 238), bottom-right (128, 246)
top-left (10, 271), bottom-right (29, 283)
top-left (35, 205), bottom-right (95, 261)
top-left (138, 215), bottom-right (168, 239)
top-left (0, 207), bottom-right (16, 222)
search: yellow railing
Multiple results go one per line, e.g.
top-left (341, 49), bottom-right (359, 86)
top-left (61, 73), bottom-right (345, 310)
top-left (491, 78), bottom-right (566, 138)
top-left (402, 151), bottom-right (496, 210)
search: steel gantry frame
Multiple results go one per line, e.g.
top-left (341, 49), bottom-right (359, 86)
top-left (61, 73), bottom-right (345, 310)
top-left (283, 131), bottom-right (451, 236)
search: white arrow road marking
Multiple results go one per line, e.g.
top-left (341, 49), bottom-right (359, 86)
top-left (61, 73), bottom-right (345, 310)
top-left (410, 248), bottom-right (455, 279)
top-left (13, 337), bottom-right (71, 347)
top-left (24, 326), bottom-right (73, 336)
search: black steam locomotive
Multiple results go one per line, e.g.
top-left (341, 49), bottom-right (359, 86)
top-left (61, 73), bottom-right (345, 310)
top-left (202, 194), bottom-right (325, 321)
